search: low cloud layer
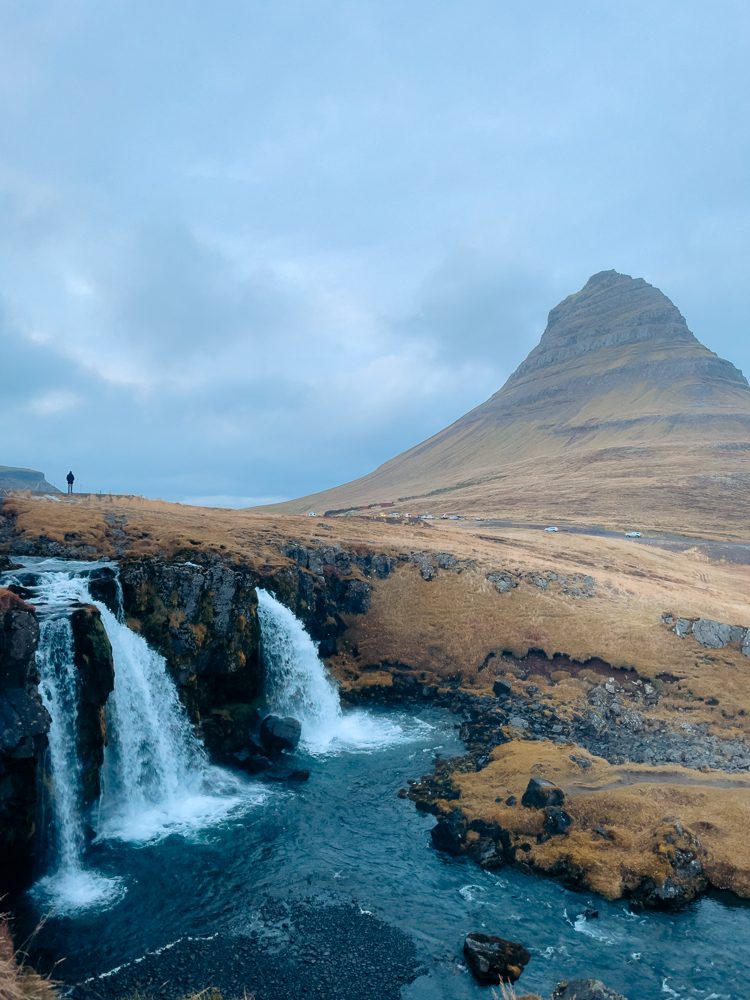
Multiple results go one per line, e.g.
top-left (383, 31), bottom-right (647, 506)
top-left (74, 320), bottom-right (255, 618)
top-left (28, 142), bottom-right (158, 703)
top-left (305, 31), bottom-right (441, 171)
top-left (1, 2), bottom-right (748, 502)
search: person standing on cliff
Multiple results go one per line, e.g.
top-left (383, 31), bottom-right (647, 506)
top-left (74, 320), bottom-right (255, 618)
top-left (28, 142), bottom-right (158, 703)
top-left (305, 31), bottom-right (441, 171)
top-left (66, 470), bottom-right (75, 494)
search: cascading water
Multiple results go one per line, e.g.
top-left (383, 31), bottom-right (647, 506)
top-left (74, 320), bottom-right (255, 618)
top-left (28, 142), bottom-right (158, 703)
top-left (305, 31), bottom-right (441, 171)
top-left (2, 557), bottom-right (261, 912)
top-left (95, 601), bottom-right (250, 844)
top-left (6, 564), bottom-right (124, 913)
top-left (256, 588), bottom-right (423, 754)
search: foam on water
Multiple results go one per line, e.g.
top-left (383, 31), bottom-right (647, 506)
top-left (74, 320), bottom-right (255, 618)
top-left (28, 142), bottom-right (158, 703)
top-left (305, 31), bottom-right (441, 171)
top-left (31, 867), bottom-right (126, 917)
top-left (97, 771), bottom-right (266, 845)
top-left (257, 588), bottom-right (431, 754)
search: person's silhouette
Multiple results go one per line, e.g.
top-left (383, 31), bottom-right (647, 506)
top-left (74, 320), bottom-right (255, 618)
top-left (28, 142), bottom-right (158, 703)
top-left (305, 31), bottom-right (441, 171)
top-left (66, 470), bottom-right (75, 495)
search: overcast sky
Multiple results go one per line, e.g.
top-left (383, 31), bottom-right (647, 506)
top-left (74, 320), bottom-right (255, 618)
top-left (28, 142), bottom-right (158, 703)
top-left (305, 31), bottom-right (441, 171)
top-left (1, 1), bottom-right (748, 504)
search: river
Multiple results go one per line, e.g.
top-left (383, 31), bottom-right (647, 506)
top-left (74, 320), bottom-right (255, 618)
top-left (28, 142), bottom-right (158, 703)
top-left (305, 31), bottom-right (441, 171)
top-left (13, 705), bottom-right (749, 1000)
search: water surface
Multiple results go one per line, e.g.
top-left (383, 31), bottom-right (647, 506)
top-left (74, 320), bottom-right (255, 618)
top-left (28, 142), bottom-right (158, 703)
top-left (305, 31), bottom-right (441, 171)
top-left (15, 706), bottom-right (749, 999)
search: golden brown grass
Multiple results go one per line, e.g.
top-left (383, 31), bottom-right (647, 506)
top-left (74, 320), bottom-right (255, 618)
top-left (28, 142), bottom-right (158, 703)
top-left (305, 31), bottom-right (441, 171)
top-left (449, 740), bottom-right (750, 899)
top-left (0, 917), bottom-right (56, 1000)
top-left (4, 492), bottom-right (750, 904)
top-left (5, 494), bottom-right (750, 738)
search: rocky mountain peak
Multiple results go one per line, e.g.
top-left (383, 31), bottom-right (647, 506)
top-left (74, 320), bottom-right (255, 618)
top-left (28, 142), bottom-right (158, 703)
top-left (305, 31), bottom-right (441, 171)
top-left (511, 270), bottom-right (698, 383)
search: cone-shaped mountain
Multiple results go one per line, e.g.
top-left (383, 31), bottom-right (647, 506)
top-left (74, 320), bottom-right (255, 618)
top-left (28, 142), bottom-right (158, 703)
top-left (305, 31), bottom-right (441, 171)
top-left (276, 271), bottom-right (750, 537)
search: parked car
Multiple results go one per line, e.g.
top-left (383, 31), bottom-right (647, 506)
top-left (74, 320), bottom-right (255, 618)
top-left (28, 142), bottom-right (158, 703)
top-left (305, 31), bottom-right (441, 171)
top-left (625, 530), bottom-right (642, 538)
top-left (544, 526), bottom-right (559, 532)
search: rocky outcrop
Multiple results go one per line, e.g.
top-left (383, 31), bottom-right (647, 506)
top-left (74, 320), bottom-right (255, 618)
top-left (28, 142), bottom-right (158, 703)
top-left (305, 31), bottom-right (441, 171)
top-left (551, 981), bottom-right (628, 1000)
top-left (488, 570), bottom-right (597, 598)
top-left (463, 932), bottom-right (530, 985)
top-left (119, 557), bottom-right (262, 720)
top-left (0, 589), bottom-right (47, 890)
top-left (259, 714), bottom-right (301, 754)
top-left (664, 613), bottom-right (749, 653)
top-left (70, 606), bottom-right (114, 806)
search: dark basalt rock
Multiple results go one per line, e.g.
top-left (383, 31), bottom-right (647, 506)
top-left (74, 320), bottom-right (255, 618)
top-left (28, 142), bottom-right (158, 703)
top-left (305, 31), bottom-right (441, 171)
top-left (260, 715), bottom-right (302, 755)
top-left (551, 979), bottom-right (629, 1000)
top-left (0, 589), bottom-right (48, 891)
top-left (71, 605), bottom-right (115, 806)
top-left (430, 808), bottom-right (467, 855)
top-left (521, 777), bottom-right (565, 809)
top-left (493, 679), bottom-right (513, 699)
top-left (119, 556), bottom-right (262, 720)
top-left (463, 931), bottom-right (531, 984)
top-left (544, 806), bottom-right (572, 836)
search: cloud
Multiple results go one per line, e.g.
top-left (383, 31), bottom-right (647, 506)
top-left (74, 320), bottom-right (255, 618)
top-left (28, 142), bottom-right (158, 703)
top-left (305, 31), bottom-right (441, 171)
top-left (0, 1), bottom-right (748, 501)
top-left (26, 389), bottom-right (81, 416)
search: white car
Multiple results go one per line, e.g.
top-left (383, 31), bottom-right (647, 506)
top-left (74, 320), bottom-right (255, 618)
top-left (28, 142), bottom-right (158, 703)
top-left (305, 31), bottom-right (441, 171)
top-left (544, 526), bottom-right (559, 532)
top-left (625, 530), bottom-right (642, 538)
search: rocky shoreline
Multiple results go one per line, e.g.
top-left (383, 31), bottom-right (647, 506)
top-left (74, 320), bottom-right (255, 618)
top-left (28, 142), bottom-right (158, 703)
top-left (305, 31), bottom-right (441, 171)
top-left (343, 668), bottom-right (750, 908)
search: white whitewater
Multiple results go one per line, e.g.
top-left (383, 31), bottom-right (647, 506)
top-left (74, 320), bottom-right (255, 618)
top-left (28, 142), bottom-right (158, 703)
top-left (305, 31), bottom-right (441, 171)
top-left (17, 567), bottom-right (123, 914)
top-left (4, 558), bottom-right (261, 913)
top-left (95, 601), bottom-right (252, 844)
top-left (256, 588), bottom-right (421, 754)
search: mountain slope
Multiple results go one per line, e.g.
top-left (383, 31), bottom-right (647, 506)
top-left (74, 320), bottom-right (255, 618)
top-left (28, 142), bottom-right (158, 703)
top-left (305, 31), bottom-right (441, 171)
top-left (273, 271), bottom-right (750, 537)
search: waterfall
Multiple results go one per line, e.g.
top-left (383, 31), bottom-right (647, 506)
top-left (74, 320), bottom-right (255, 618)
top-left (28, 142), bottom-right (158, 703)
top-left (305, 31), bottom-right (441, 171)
top-left (95, 602), bottom-right (248, 844)
top-left (256, 589), bottom-right (343, 730)
top-left (9, 565), bottom-right (124, 913)
top-left (2, 558), bottom-right (259, 913)
top-left (257, 588), bottom-right (412, 754)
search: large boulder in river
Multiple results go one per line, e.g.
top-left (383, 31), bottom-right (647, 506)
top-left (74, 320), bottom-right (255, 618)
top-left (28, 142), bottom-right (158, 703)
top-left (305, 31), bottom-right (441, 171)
top-left (521, 777), bottom-right (565, 808)
top-left (463, 931), bottom-right (530, 984)
top-left (552, 979), bottom-right (629, 1000)
top-left (430, 808), bottom-right (467, 855)
top-left (631, 819), bottom-right (707, 909)
top-left (260, 714), bottom-right (302, 754)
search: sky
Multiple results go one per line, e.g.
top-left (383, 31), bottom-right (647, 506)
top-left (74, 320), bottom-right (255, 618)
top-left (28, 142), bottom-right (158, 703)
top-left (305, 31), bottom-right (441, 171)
top-left (1, 1), bottom-right (749, 505)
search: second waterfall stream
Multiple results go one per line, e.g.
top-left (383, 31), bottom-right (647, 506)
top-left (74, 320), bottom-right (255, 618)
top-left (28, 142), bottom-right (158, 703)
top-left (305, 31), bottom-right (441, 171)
top-left (256, 588), bottom-right (419, 754)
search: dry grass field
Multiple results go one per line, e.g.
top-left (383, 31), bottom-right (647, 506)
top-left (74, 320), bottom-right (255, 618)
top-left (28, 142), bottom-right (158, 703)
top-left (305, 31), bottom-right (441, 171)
top-left (3, 492), bottom-right (750, 901)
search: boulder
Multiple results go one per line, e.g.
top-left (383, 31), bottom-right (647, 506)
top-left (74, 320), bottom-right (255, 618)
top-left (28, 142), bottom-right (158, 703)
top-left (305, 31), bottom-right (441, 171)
top-left (487, 571), bottom-right (518, 593)
top-left (430, 808), bottom-right (467, 855)
top-left (463, 932), bottom-right (530, 984)
top-left (743, 630), bottom-right (750, 658)
top-left (259, 715), bottom-right (302, 754)
top-left (632, 819), bottom-right (707, 909)
top-left (493, 679), bottom-right (513, 699)
top-left (674, 618), bottom-right (692, 638)
top-left (521, 777), bottom-right (565, 809)
top-left (692, 618), bottom-right (734, 649)
top-left (551, 979), bottom-right (629, 1000)
top-left (544, 806), bottom-right (572, 836)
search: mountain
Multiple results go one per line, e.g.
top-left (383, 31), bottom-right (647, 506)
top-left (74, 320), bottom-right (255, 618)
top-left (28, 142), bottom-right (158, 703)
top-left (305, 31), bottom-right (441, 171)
top-left (0, 466), bottom-right (61, 494)
top-left (274, 271), bottom-right (750, 537)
